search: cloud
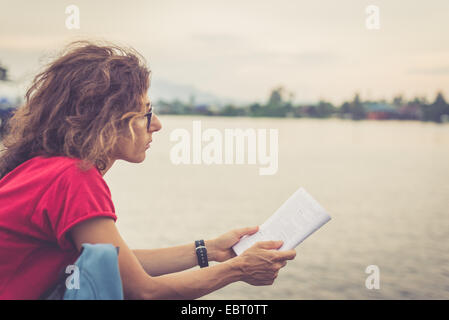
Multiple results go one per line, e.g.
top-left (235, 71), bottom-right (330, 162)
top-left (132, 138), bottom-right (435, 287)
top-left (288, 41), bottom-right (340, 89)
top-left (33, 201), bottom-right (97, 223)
top-left (191, 33), bottom-right (247, 46)
top-left (0, 35), bottom-right (63, 50)
top-left (294, 51), bottom-right (340, 65)
top-left (407, 66), bottom-right (449, 75)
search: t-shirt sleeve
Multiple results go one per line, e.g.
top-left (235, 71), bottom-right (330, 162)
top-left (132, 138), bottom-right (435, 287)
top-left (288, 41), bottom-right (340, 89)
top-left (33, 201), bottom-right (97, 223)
top-left (44, 163), bottom-right (117, 250)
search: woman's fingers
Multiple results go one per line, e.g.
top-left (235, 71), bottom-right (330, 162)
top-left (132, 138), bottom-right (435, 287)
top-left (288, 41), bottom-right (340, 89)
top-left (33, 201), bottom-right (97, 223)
top-left (255, 240), bottom-right (284, 250)
top-left (235, 226), bottom-right (259, 238)
top-left (273, 249), bottom-right (296, 261)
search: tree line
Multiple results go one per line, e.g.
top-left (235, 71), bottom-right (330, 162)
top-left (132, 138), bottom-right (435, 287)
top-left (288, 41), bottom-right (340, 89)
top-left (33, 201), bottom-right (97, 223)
top-left (156, 87), bottom-right (449, 123)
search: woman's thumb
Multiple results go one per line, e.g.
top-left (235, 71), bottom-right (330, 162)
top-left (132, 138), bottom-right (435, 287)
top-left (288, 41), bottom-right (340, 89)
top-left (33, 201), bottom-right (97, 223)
top-left (256, 240), bottom-right (284, 249)
top-left (238, 226), bottom-right (259, 238)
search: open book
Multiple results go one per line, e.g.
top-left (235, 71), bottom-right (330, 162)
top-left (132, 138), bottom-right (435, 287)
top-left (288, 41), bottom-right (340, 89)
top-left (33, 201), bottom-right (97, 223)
top-left (232, 187), bottom-right (331, 255)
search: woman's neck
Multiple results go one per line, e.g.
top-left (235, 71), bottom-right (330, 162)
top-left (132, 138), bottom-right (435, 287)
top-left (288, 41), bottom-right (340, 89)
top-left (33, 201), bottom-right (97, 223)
top-left (99, 158), bottom-right (116, 176)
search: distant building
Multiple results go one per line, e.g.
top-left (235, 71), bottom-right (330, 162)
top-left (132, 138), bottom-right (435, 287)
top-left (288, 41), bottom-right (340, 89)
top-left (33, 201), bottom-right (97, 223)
top-left (0, 65), bottom-right (7, 81)
top-left (397, 104), bottom-right (423, 120)
top-left (363, 102), bottom-right (397, 120)
top-left (302, 105), bottom-right (317, 117)
top-left (194, 104), bottom-right (210, 114)
top-left (0, 69), bottom-right (22, 111)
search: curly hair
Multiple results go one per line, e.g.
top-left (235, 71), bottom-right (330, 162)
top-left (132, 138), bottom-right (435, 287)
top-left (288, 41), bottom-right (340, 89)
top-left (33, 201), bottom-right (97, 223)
top-left (0, 40), bottom-right (151, 179)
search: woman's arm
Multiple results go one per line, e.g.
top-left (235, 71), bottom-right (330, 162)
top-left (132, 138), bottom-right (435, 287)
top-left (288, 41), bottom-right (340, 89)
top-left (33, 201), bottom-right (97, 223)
top-left (132, 226), bottom-right (259, 276)
top-left (132, 243), bottom-right (214, 276)
top-left (133, 242), bottom-right (206, 277)
top-left (69, 217), bottom-right (296, 300)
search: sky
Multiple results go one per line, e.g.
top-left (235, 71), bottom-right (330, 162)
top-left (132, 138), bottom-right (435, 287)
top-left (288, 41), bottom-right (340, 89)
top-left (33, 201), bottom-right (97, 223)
top-left (0, 0), bottom-right (448, 105)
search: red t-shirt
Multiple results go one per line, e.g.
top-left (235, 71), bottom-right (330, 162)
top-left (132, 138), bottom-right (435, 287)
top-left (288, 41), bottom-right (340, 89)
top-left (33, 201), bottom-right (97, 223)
top-left (0, 155), bottom-right (117, 299)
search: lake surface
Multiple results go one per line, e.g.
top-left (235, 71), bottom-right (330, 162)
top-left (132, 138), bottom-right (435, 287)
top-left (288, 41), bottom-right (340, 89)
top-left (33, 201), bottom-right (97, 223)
top-left (106, 116), bottom-right (449, 299)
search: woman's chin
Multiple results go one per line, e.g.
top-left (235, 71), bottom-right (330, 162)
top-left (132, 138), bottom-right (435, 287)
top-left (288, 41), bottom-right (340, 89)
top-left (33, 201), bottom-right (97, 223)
top-left (137, 152), bottom-right (147, 163)
top-left (123, 152), bottom-right (146, 164)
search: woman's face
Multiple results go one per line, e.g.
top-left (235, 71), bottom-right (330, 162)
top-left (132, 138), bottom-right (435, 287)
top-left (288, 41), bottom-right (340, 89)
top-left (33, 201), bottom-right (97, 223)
top-left (112, 96), bottom-right (162, 163)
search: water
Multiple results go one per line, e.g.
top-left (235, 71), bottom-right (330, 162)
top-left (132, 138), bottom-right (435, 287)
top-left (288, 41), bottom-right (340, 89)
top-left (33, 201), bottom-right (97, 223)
top-left (106, 116), bottom-right (449, 299)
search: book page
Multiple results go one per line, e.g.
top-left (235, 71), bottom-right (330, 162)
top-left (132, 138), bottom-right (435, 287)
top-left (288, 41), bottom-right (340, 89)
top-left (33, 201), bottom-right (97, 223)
top-left (232, 187), bottom-right (331, 255)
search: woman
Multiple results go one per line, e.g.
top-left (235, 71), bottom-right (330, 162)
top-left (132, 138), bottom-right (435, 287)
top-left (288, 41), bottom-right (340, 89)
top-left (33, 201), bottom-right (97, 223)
top-left (0, 41), bottom-right (296, 299)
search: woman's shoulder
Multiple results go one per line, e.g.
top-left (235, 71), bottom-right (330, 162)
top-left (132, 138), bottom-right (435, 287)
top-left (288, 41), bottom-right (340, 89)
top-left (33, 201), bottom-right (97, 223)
top-left (34, 155), bottom-right (104, 183)
top-left (27, 155), bottom-right (111, 198)
top-left (0, 155), bottom-right (111, 202)
top-left (2, 155), bottom-right (101, 187)
top-left (21, 155), bottom-right (85, 174)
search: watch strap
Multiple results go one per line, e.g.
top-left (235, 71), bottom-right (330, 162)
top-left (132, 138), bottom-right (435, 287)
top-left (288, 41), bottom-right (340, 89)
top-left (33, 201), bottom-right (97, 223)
top-left (195, 239), bottom-right (209, 268)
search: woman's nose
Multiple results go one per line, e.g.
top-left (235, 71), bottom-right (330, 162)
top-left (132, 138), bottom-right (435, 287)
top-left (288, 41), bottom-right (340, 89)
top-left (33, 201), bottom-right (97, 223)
top-left (149, 114), bottom-right (162, 133)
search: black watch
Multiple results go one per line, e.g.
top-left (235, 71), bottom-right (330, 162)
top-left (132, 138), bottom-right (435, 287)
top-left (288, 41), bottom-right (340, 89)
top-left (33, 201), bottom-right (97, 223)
top-left (195, 240), bottom-right (209, 268)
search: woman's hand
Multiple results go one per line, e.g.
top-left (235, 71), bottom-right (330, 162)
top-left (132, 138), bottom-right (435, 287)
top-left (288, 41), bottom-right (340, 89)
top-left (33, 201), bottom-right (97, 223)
top-left (207, 226), bottom-right (259, 262)
top-left (232, 241), bottom-right (297, 286)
